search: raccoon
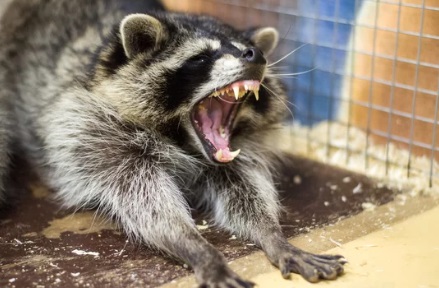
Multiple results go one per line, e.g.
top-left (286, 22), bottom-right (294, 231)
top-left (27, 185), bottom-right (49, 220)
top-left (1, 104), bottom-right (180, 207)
top-left (0, 0), bottom-right (346, 286)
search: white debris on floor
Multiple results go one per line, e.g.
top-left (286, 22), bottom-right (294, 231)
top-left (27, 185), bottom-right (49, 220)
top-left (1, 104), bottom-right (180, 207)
top-left (278, 122), bottom-right (439, 195)
top-left (71, 249), bottom-right (100, 257)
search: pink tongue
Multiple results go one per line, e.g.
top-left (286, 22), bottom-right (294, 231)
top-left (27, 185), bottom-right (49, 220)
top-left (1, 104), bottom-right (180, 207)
top-left (198, 101), bottom-right (229, 149)
top-left (197, 100), bottom-right (237, 162)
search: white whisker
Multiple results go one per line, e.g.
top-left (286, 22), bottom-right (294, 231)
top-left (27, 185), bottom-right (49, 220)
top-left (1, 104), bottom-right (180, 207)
top-left (270, 67), bottom-right (316, 77)
top-left (268, 43), bottom-right (309, 67)
top-left (268, 66), bottom-right (291, 70)
top-left (260, 83), bottom-right (295, 120)
top-left (267, 75), bottom-right (298, 79)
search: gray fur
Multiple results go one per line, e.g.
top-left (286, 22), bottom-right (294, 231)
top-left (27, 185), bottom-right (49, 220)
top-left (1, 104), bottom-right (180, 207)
top-left (0, 99), bottom-right (12, 201)
top-left (0, 1), bottom-right (345, 287)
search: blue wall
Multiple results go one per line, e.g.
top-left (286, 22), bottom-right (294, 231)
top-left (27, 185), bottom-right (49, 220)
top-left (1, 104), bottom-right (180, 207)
top-left (273, 0), bottom-right (362, 125)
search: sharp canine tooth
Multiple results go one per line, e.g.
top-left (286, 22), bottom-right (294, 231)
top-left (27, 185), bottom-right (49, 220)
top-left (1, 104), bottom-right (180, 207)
top-left (254, 89), bottom-right (259, 101)
top-left (233, 86), bottom-right (239, 100)
top-left (215, 149), bottom-right (223, 160)
top-left (229, 149), bottom-right (241, 159)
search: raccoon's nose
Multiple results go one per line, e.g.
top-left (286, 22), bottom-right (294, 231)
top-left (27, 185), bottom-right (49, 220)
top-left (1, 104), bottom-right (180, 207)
top-left (241, 47), bottom-right (266, 65)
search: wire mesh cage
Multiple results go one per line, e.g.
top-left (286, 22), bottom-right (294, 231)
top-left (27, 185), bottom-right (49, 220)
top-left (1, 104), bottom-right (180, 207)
top-left (166, 0), bottom-right (439, 192)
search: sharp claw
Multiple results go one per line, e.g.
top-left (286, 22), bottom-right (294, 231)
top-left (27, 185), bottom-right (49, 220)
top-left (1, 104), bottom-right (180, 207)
top-left (233, 278), bottom-right (255, 288)
top-left (272, 246), bottom-right (346, 283)
top-left (303, 268), bottom-right (320, 283)
top-left (316, 254), bottom-right (345, 260)
top-left (280, 260), bottom-right (292, 279)
top-left (320, 267), bottom-right (338, 280)
top-left (336, 264), bottom-right (345, 276)
top-left (281, 270), bottom-right (291, 279)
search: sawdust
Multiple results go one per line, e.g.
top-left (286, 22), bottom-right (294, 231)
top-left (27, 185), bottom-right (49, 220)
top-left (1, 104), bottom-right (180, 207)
top-left (77, 259), bottom-right (181, 287)
top-left (42, 211), bottom-right (117, 239)
top-left (1, 255), bottom-right (52, 270)
top-left (71, 249), bottom-right (100, 257)
top-left (279, 122), bottom-right (439, 195)
top-left (22, 232), bottom-right (38, 237)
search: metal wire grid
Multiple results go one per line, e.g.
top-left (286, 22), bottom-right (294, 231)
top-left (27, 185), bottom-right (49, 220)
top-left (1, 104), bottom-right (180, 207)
top-left (167, 0), bottom-right (439, 187)
top-left (342, 0), bottom-right (438, 186)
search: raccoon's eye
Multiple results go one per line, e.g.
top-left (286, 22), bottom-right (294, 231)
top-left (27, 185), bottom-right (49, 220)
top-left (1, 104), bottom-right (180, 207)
top-left (189, 53), bottom-right (210, 64)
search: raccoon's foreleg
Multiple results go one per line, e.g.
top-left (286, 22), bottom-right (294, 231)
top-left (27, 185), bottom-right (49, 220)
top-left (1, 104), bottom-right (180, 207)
top-left (43, 98), bottom-right (254, 288)
top-left (94, 169), bottom-right (250, 288)
top-left (206, 162), bottom-right (346, 283)
top-left (51, 149), bottom-right (253, 288)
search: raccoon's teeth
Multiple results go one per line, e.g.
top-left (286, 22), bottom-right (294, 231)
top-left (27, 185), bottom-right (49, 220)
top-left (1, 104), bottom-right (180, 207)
top-left (233, 86), bottom-right (239, 100)
top-left (214, 148), bottom-right (241, 162)
top-left (254, 89), bottom-right (259, 101)
top-left (215, 149), bottom-right (223, 161)
top-left (229, 149), bottom-right (241, 159)
top-left (209, 80), bottom-right (260, 100)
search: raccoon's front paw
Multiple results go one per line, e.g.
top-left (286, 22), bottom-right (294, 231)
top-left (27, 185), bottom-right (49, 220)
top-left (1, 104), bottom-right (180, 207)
top-left (269, 243), bottom-right (347, 283)
top-left (197, 266), bottom-right (255, 288)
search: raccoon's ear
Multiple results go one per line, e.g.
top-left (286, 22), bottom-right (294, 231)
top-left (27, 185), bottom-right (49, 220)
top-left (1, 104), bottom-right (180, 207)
top-left (120, 14), bottom-right (165, 58)
top-left (248, 27), bottom-right (279, 56)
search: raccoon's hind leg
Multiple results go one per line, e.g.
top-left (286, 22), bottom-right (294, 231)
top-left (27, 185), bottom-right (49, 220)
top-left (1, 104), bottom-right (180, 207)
top-left (203, 160), bottom-right (346, 283)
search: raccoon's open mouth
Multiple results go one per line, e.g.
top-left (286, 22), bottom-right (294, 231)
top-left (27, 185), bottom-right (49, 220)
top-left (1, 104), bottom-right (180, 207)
top-left (192, 80), bottom-right (260, 163)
